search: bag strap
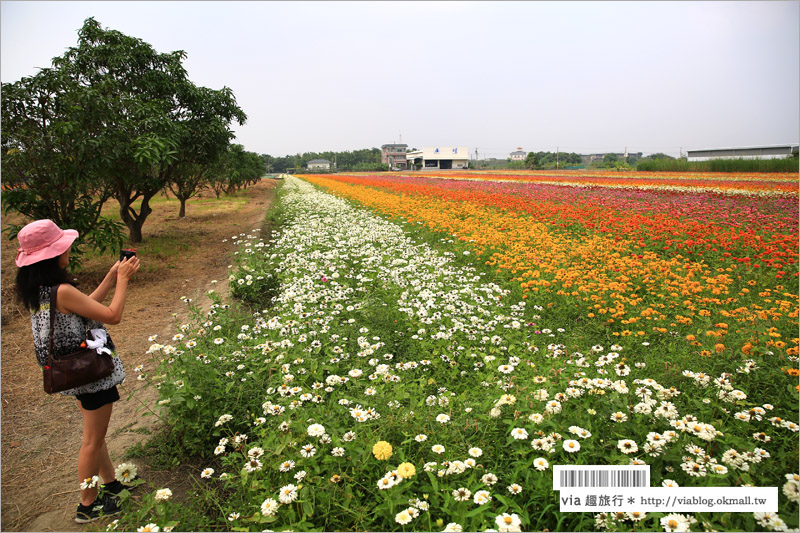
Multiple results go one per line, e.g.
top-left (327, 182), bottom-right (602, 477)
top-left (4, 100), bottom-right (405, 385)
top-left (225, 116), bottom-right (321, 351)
top-left (48, 285), bottom-right (57, 367)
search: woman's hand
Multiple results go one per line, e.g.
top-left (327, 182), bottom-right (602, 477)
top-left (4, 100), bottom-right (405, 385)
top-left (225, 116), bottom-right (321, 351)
top-left (107, 260), bottom-right (121, 279)
top-left (117, 256), bottom-right (140, 281)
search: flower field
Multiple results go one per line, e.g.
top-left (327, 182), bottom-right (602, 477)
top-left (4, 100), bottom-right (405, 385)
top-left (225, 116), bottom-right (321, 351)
top-left (125, 173), bottom-right (799, 532)
top-left (403, 170), bottom-right (800, 197)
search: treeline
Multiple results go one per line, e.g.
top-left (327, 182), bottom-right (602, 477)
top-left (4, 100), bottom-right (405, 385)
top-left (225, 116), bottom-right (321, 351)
top-left (505, 150), bottom-right (798, 172)
top-left (525, 151), bottom-right (583, 169)
top-left (1, 18), bottom-right (265, 261)
top-left (504, 151), bottom-right (584, 170)
top-left (262, 148), bottom-right (387, 173)
top-left (637, 156), bottom-right (799, 173)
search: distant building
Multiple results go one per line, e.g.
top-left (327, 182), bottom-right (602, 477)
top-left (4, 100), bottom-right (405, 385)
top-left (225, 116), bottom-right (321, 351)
top-left (687, 144), bottom-right (799, 162)
top-left (381, 143), bottom-right (409, 170)
top-left (406, 146), bottom-right (469, 170)
top-left (307, 159), bottom-right (331, 171)
top-left (510, 148), bottom-right (527, 161)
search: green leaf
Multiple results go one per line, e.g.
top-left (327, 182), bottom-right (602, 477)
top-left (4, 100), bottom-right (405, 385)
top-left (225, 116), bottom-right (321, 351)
top-left (302, 500), bottom-right (313, 517)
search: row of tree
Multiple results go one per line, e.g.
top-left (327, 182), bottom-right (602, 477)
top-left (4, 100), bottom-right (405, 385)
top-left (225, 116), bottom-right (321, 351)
top-left (261, 148), bottom-right (387, 173)
top-left (502, 151), bottom-right (677, 170)
top-left (1, 18), bottom-right (264, 261)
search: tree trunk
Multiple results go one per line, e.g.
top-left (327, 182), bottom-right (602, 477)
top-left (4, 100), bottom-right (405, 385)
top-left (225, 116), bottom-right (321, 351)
top-left (178, 197), bottom-right (187, 218)
top-left (117, 192), bottom-right (155, 244)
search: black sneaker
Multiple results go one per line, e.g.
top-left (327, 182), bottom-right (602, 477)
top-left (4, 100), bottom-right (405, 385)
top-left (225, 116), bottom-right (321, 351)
top-left (101, 476), bottom-right (140, 497)
top-left (74, 494), bottom-right (121, 523)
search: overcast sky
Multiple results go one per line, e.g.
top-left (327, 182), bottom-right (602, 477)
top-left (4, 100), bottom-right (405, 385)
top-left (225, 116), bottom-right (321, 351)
top-left (2, 1), bottom-right (798, 158)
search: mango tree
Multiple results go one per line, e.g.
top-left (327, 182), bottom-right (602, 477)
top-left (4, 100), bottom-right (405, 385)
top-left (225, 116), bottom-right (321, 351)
top-left (53, 18), bottom-right (246, 242)
top-left (168, 85), bottom-right (248, 218)
top-left (1, 65), bottom-right (124, 263)
top-left (208, 144), bottom-right (265, 199)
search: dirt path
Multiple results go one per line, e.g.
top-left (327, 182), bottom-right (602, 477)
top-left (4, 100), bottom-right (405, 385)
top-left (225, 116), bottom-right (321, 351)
top-left (1, 179), bottom-right (278, 531)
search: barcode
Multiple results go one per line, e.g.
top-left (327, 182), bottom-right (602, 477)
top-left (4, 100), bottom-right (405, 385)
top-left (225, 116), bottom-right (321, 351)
top-left (553, 465), bottom-right (650, 490)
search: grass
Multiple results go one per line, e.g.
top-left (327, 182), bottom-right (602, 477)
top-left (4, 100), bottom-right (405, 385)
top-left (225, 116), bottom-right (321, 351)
top-left (80, 191), bottom-right (254, 269)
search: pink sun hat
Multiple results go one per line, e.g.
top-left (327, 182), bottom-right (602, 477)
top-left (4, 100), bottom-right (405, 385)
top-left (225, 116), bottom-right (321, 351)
top-left (15, 219), bottom-right (79, 267)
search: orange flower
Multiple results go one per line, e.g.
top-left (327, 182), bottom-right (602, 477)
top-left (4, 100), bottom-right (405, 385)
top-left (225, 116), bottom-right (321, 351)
top-left (714, 343), bottom-right (725, 353)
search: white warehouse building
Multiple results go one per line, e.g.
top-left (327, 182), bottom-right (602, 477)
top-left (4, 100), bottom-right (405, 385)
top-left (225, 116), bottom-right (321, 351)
top-left (406, 146), bottom-right (469, 169)
top-left (686, 144), bottom-right (799, 162)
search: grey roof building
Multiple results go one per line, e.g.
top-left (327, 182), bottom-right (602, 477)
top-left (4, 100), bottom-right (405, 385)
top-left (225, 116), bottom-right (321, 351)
top-left (687, 144), bottom-right (799, 161)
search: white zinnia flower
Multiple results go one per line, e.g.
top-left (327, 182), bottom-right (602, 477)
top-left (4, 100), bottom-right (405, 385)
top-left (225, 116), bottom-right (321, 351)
top-left (617, 439), bottom-right (638, 454)
top-left (116, 463), bottom-right (139, 484)
top-left (495, 512), bottom-right (522, 532)
top-left (452, 487), bottom-right (472, 502)
top-left (278, 484), bottom-right (298, 504)
top-left (533, 457), bottom-right (549, 471)
top-left (511, 428), bottom-right (528, 440)
top-left (395, 509), bottom-right (413, 525)
top-left (260, 498), bottom-right (279, 516)
top-left (473, 489), bottom-right (492, 505)
top-left (468, 447), bottom-right (483, 457)
top-left (307, 423), bottom-right (325, 437)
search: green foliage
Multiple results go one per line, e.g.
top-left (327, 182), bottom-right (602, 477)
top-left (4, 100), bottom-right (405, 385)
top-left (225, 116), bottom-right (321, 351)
top-left (3, 17), bottom-right (248, 244)
top-left (1, 61), bottom-right (125, 264)
top-left (523, 151), bottom-right (583, 170)
top-left (265, 148), bottom-right (384, 173)
top-left (637, 157), bottom-right (798, 173)
top-left (230, 266), bottom-right (281, 309)
top-left (112, 478), bottom-right (220, 532)
top-left (641, 152), bottom-right (676, 161)
top-left (208, 144), bottom-right (266, 199)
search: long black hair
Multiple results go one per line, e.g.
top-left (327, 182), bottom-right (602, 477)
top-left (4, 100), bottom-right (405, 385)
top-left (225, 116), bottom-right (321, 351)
top-left (16, 257), bottom-right (75, 312)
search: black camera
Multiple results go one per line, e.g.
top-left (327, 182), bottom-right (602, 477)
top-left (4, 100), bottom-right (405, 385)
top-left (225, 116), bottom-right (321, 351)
top-left (120, 249), bottom-right (137, 261)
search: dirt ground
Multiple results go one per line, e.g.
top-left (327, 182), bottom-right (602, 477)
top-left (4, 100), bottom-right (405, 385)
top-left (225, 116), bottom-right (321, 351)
top-left (1, 179), bottom-right (278, 531)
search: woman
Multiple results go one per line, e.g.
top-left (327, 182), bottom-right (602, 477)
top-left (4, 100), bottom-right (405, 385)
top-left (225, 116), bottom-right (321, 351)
top-left (15, 219), bottom-right (140, 523)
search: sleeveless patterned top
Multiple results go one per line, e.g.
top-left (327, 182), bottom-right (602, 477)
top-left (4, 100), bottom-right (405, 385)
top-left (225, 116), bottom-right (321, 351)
top-left (30, 285), bottom-right (126, 396)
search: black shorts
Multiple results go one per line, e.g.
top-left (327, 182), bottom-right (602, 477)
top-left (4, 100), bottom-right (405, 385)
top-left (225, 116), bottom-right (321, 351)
top-left (76, 386), bottom-right (120, 411)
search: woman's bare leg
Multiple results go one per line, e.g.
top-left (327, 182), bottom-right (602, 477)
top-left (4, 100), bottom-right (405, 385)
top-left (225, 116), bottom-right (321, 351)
top-left (77, 401), bottom-right (113, 506)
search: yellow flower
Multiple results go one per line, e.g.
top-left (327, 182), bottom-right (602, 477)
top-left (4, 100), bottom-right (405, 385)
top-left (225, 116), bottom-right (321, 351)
top-left (397, 462), bottom-right (416, 479)
top-left (372, 440), bottom-right (393, 461)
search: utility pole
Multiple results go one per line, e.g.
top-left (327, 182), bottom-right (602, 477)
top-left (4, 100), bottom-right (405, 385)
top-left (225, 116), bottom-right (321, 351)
top-left (556, 147), bottom-right (559, 170)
